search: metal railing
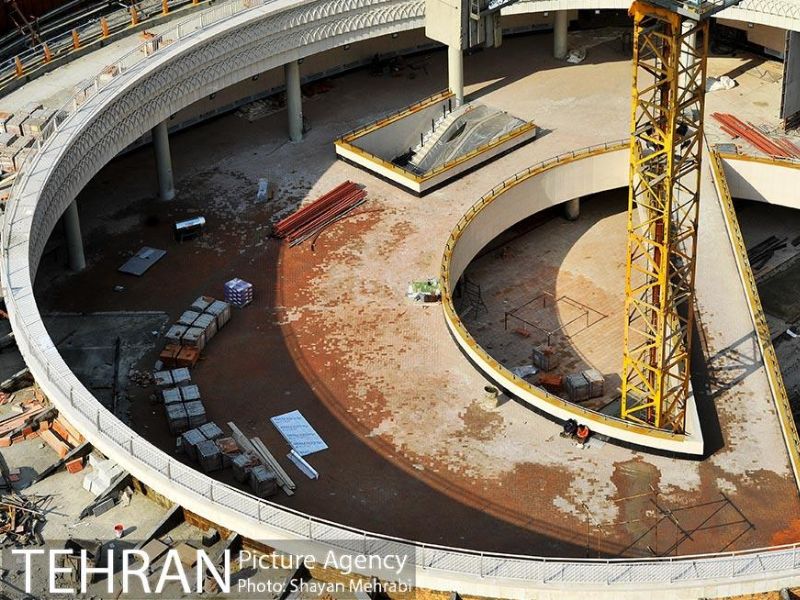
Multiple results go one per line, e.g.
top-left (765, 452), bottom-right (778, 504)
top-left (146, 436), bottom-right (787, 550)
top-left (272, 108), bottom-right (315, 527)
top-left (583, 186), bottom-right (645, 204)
top-left (437, 140), bottom-right (695, 444)
top-left (709, 149), bottom-right (800, 490)
top-left (0, 0), bottom-right (211, 93)
top-left (2, 0), bottom-right (800, 590)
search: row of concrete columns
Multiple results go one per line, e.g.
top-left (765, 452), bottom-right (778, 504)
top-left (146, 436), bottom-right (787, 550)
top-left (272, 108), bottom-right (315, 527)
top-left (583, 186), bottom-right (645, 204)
top-left (65, 13), bottom-right (574, 273)
top-left (64, 59), bottom-right (307, 272)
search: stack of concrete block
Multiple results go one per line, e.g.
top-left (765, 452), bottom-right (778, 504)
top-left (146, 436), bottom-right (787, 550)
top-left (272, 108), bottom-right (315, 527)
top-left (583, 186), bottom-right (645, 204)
top-left (197, 439), bottom-right (223, 472)
top-left (166, 403), bottom-right (189, 434)
top-left (23, 108), bottom-right (57, 137)
top-left (73, 80), bottom-right (97, 105)
top-left (581, 368), bottom-right (605, 398)
top-left (5, 112), bottom-right (29, 136)
top-left (181, 428), bottom-right (206, 461)
top-left (206, 300), bottom-right (232, 328)
top-left (180, 384), bottom-right (201, 403)
top-left (232, 452), bottom-right (259, 483)
top-left (216, 437), bottom-right (239, 467)
top-left (191, 296), bottom-right (215, 312)
top-left (193, 313), bottom-right (217, 341)
top-left (181, 327), bottom-right (206, 351)
top-left (154, 370), bottom-right (174, 387)
top-left (82, 457), bottom-right (123, 496)
top-left (565, 373), bottom-right (590, 402)
top-left (172, 368), bottom-right (191, 385)
top-left (185, 400), bottom-right (207, 428)
top-left (159, 344), bottom-right (199, 369)
top-left (249, 465), bottom-right (278, 498)
top-left (162, 387), bottom-right (182, 405)
top-left (165, 324), bottom-right (188, 345)
top-left (532, 345), bottom-right (560, 372)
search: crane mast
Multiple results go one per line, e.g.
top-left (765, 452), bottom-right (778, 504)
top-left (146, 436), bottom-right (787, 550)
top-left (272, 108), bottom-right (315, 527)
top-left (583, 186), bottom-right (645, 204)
top-left (621, 0), bottom-right (738, 432)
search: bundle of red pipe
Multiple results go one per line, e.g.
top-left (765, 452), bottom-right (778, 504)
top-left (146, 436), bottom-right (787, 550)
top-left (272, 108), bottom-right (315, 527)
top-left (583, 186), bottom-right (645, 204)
top-left (273, 181), bottom-right (367, 246)
top-left (712, 112), bottom-right (800, 159)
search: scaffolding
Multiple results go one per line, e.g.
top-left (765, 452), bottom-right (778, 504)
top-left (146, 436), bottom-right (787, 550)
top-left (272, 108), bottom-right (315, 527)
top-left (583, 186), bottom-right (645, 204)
top-left (504, 291), bottom-right (607, 345)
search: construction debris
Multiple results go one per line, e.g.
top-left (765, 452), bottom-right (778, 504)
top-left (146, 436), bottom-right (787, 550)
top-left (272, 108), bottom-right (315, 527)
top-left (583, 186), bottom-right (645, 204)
top-left (407, 278), bottom-right (441, 302)
top-left (273, 181), bottom-right (367, 246)
top-left (0, 493), bottom-right (46, 547)
top-left (712, 113), bottom-right (800, 159)
top-left (706, 75), bottom-right (737, 92)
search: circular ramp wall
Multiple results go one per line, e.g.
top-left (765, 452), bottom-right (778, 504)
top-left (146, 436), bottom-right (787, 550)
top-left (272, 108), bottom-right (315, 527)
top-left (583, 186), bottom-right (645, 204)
top-left (3, 0), bottom-right (800, 598)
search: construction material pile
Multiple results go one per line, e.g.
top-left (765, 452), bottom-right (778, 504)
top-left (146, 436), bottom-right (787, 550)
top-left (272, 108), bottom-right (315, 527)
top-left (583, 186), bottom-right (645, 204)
top-left (160, 296), bottom-right (231, 369)
top-left (0, 103), bottom-right (62, 177)
top-left (273, 181), bottom-right (367, 246)
top-left (156, 367), bottom-right (208, 436)
top-left (712, 113), bottom-right (800, 159)
top-left (0, 493), bottom-right (46, 547)
top-left (747, 235), bottom-right (788, 271)
top-left (224, 278), bottom-right (254, 308)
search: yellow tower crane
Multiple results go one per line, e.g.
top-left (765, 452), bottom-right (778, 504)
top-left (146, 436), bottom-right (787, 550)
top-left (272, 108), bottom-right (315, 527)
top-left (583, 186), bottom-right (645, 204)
top-left (621, 0), bottom-right (739, 432)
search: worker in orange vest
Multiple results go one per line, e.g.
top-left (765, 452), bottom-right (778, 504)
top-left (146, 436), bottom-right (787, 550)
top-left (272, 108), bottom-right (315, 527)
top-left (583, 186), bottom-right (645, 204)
top-left (576, 424), bottom-right (591, 448)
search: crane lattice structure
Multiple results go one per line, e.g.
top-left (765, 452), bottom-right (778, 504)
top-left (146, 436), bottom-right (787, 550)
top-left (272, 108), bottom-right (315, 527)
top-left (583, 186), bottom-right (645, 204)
top-left (621, 0), bottom-right (739, 431)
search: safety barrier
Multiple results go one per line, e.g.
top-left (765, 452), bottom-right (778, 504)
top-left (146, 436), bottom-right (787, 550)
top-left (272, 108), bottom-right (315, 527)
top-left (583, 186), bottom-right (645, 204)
top-left (437, 140), bottom-right (710, 454)
top-left (2, 0), bottom-right (800, 593)
top-left (709, 149), bottom-right (800, 490)
top-left (0, 0), bottom-right (210, 92)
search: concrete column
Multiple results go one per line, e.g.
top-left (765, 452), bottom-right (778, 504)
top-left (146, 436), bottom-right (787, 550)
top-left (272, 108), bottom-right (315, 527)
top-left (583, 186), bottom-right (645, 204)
top-left (285, 60), bottom-right (303, 142)
top-left (564, 197), bottom-right (580, 221)
top-left (554, 11), bottom-right (569, 60)
top-left (152, 120), bottom-right (175, 201)
top-left (448, 44), bottom-right (464, 106)
top-left (63, 200), bottom-right (85, 271)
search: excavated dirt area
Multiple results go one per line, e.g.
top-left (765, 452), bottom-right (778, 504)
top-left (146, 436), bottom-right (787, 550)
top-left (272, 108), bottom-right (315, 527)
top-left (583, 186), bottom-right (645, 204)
top-left (34, 33), bottom-right (800, 558)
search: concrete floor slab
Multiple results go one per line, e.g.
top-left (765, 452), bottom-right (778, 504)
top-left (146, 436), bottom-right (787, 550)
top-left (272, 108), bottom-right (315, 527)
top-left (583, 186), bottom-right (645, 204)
top-left (30, 32), bottom-right (800, 559)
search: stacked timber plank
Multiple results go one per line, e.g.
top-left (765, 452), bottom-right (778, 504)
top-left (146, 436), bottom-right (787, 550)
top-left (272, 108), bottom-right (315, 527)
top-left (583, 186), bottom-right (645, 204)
top-left (712, 113), bottom-right (800, 159)
top-left (273, 181), bottom-right (367, 246)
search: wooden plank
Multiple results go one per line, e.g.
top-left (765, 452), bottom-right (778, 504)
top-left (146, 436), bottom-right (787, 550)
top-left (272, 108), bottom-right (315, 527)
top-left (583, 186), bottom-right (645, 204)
top-left (39, 429), bottom-right (69, 458)
top-left (55, 416), bottom-right (84, 446)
